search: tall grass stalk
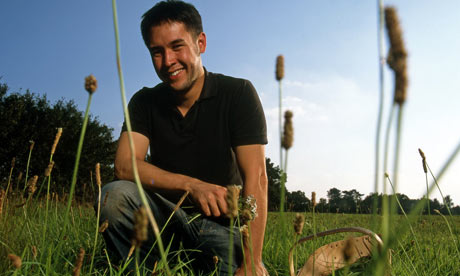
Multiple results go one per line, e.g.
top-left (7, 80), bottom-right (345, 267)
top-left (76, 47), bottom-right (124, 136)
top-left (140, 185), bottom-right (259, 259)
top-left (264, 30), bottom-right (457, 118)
top-left (5, 157), bottom-right (15, 198)
top-left (89, 163), bottom-right (102, 274)
top-left (23, 141), bottom-right (34, 192)
top-left (111, 1), bottom-right (170, 274)
top-left (373, 0), bottom-right (385, 227)
top-left (433, 209), bottom-right (460, 259)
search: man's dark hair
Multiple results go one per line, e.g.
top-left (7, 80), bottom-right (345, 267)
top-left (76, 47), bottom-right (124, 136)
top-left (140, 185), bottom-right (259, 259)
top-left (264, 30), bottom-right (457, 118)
top-left (141, 0), bottom-right (203, 46)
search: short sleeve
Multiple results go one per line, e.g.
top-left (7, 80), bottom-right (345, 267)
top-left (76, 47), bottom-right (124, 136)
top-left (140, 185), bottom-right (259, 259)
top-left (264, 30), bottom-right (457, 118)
top-left (121, 89), bottom-right (151, 139)
top-left (229, 80), bottom-right (267, 147)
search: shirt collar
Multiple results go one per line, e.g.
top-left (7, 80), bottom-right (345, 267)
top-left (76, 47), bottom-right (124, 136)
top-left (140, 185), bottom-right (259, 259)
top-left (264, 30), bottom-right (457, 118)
top-left (197, 67), bottom-right (216, 101)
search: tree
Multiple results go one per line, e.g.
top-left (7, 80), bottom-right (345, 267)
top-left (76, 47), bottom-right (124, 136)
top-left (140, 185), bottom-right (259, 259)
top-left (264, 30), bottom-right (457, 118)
top-left (286, 190), bottom-right (310, 212)
top-left (265, 157), bottom-right (287, 211)
top-left (0, 82), bottom-right (116, 199)
top-left (327, 188), bottom-right (342, 212)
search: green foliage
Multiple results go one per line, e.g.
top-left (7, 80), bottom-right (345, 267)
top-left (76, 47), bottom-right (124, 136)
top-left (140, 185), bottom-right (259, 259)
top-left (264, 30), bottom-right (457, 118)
top-left (0, 82), bottom-right (116, 199)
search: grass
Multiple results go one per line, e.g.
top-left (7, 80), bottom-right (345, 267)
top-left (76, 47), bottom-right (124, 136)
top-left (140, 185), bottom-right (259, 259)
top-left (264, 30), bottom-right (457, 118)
top-left (1, 197), bottom-right (459, 275)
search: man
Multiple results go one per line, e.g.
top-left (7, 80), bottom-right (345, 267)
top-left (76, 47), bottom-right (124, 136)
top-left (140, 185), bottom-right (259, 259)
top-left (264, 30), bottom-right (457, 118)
top-left (100, 1), bottom-right (268, 275)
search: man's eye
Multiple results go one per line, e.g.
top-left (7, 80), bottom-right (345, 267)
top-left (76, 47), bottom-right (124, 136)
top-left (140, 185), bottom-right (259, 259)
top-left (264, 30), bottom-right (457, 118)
top-left (172, 44), bottom-right (183, 50)
top-left (151, 50), bottom-right (162, 57)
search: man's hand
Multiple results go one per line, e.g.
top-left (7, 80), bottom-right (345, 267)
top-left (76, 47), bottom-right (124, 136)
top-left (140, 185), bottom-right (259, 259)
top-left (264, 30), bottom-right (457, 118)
top-left (189, 181), bottom-right (228, 217)
top-left (235, 262), bottom-right (269, 276)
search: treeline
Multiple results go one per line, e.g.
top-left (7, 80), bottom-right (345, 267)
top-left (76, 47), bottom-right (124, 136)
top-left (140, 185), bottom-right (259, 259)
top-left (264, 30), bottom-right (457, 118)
top-left (266, 158), bottom-right (460, 215)
top-left (0, 82), bottom-right (116, 200)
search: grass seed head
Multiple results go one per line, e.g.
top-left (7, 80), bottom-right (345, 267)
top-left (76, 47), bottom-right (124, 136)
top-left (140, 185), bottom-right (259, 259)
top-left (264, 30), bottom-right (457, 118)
top-left (213, 255), bottom-right (219, 265)
top-left (31, 245), bottom-right (37, 259)
top-left (418, 148), bottom-right (428, 173)
top-left (29, 140), bottom-right (35, 151)
top-left (311, 191), bottom-right (317, 208)
top-left (132, 206), bottom-right (148, 247)
top-left (95, 163), bottom-right (102, 187)
top-left (44, 161), bottom-right (55, 177)
top-left (276, 55), bottom-right (284, 81)
top-left (99, 219), bottom-right (109, 233)
top-left (72, 247), bottom-right (85, 276)
top-left (51, 127), bottom-right (63, 155)
top-left (7, 254), bottom-right (22, 269)
top-left (293, 213), bottom-right (305, 235)
top-left (0, 189), bottom-right (5, 215)
top-left (226, 185), bottom-right (241, 219)
top-left (27, 175), bottom-right (39, 196)
top-left (11, 157), bottom-right (16, 169)
top-left (282, 110), bottom-right (294, 150)
top-left (17, 172), bottom-right (23, 183)
top-left (385, 6), bottom-right (408, 106)
top-left (84, 74), bottom-right (97, 94)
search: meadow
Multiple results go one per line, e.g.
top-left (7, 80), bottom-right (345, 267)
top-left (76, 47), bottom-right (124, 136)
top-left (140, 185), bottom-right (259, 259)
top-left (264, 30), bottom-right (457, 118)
top-left (2, 1), bottom-right (460, 275)
top-left (1, 194), bottom-right (460, 275)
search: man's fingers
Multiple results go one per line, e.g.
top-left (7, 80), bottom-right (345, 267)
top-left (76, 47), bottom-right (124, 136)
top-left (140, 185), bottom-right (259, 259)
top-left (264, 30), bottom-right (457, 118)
top-left (208, 198), bottom-right (221, 217)
top-left (217, 196), bottom-right (228, 216)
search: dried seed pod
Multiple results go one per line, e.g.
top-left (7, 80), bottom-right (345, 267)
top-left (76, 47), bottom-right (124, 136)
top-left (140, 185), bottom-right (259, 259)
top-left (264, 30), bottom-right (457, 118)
top-left (276, 55), bottom-right (284, 81)
top-left (72, 248), bottom-right (85, 276)
top-left (132, 207), bottom-right (148, 248)
top-left (226, 185), bottom-right (241, 219)
top-left (44, 161), bottom-right (55, 177)
top-left (8, 254), bottom-right (22, 269)
top-left (11, 157), bottom-right (16, 169)
top-left (51, 128), bottom-right (63, 155)
top-left (293, 213), bottom-right (305, 235)
top-left (29, 140), bottom-right (35, 151)
top-left (385, 6), bottom-right (408, 106)
top-left (282, 110), bottom-right (294, 150)
top-left (84, 74), bottom-right (97, 94)
top-left (213, 255), bottom-right (219, 265)
top-left (95, 163), bottom-right (102, 187)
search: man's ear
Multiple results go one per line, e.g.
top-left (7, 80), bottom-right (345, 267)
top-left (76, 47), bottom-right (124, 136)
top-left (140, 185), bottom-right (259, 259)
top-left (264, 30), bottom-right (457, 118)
top-left (197, 32), bottom-right (207, 54)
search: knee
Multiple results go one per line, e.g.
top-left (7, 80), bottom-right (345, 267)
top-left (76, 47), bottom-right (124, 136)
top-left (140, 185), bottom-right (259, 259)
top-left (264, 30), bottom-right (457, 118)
top-left (97, 180), bottom-right (140, 224)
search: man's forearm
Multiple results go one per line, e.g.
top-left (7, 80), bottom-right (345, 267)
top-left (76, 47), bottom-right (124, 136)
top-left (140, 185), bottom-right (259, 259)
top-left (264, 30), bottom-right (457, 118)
top-left (242, 174), bottom-right (268, 264)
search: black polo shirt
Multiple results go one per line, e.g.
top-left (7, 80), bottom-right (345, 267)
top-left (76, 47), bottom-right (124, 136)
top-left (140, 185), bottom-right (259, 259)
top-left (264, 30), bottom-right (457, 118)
top-left (122, 70), bottom-right (267, 202)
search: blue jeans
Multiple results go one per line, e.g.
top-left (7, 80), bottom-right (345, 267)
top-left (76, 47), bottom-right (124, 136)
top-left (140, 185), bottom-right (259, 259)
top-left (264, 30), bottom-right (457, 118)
top-left (97, 180), bottom-right (242, 275)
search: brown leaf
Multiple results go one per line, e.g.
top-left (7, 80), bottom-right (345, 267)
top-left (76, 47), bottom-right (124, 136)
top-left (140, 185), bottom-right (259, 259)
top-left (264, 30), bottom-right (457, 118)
top-left (298, 235), bottom-right (374, 276)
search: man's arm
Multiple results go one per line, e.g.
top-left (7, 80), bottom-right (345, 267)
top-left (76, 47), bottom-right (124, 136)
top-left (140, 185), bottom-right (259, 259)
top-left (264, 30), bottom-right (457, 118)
top-left (114, 131), bottom-right (228, 217)
top-left (233, 144), bottom-right (268, 276)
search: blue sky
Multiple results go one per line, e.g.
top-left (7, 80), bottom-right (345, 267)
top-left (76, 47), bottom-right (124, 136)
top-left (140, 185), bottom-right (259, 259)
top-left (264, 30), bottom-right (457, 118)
top-left (1, 1), bottom-right (460, 205)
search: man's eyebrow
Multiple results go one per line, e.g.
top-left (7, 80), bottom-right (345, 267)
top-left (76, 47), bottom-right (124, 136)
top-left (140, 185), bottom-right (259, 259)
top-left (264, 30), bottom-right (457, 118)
top-left (169, 39), bottom-right (185, 45)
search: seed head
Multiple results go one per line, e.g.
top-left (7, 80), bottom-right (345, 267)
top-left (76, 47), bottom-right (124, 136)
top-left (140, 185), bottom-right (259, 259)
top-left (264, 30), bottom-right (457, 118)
top-left (385, 6), bottom-right (408, 106)
top-left (132, 206), bottom-right (148, 247)
top-left (240, 224), bottom-right (250, 242)
top-left (311, 191), bottom-right (317, 208)
top-left (95, 163), bottom-right (102, 187)
top-left (44, 161), bottom-right (55, 177)
top-left (282, 110), bottom-right (294, 150)
top-left (17, 172), bottom-right (23, 183)
top-left (226, 185), bottom-right (241, 219)
top-left (99, 219), bottom-right (109, 233)
top-left (72, 248), bottom-right (85, 276)
top-left (293, 213), bottom-right (305, 235)
top-left (84, 74), bottom-right (97, 94)
top-left (0, 189), bottom-right (5, 216)
top-left (51, 127), bottom-right (63, 155)
top-left (213, 255), bottom-right (219, 265)
top-left (11, 157), bottom-right (16, 169)
top-left (8, 254), bottom-right (22, 269)
top-left (27, 175), bottom-right (39, 196)
top-left (418, 148), bottom-right (427, 173)
top-left (275, 55), bottom-right (284, 81)
top-left (29, 140), bottom-right (35, 151)
top-left (31, 245), bottom-right (37, 259)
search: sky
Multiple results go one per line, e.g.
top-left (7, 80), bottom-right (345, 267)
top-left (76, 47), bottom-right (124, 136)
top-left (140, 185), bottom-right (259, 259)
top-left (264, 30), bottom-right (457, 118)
top-left (1, 1), bottom-right (460, 205)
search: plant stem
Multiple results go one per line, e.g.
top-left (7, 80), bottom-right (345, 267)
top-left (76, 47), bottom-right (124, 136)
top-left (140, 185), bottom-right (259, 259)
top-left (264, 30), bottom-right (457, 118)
top-left (89, 180), bottom-right (102, 273)
top-left (111, 1), bottom-right (171, 274)
top-left (228, 217), bottom-right (234, 276)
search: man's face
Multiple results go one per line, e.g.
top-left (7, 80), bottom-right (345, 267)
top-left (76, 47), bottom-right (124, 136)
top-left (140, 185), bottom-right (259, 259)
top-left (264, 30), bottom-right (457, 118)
top-left (148, 21), bottom-right (206, 92)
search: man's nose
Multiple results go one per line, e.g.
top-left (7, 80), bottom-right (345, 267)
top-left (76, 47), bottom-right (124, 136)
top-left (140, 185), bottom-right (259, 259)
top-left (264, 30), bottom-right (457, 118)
top-left (163, 49), bottom-right (176, 67)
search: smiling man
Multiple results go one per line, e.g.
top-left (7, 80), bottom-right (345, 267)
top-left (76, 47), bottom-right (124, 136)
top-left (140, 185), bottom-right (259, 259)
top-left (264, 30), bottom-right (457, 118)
top-left (99, 1), bottom-right (268, 275)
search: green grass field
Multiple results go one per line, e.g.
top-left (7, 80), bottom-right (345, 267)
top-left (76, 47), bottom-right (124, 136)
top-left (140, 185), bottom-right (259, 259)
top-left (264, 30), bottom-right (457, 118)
top-left (1, 194), bottom-right (459, 275)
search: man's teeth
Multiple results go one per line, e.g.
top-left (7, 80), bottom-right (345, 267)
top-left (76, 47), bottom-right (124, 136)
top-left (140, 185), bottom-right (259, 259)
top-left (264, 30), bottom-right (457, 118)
top-left (170, 69), bottom-right (183, 76)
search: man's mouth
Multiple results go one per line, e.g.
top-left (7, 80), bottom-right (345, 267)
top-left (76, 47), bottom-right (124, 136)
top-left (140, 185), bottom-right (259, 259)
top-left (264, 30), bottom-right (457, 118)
top-left (169, 69), bottom-right (184, 77)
